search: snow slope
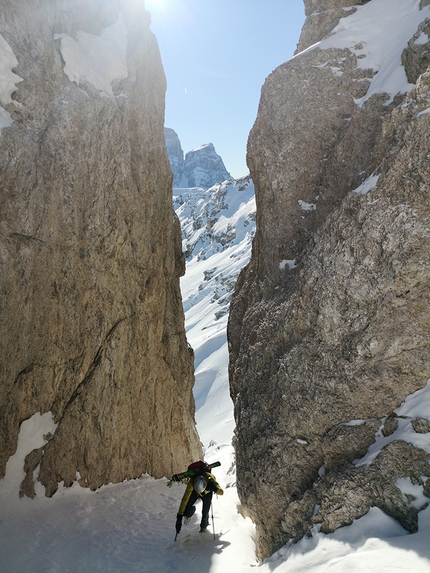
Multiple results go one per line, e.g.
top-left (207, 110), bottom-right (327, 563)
top-left (315, 0), bottom-right (430, 106)
top-left (175, 174), bottom-right (255, 449)
top-left (54, 15), bottom-right (128, 97)
top-left (1, 381), bottom-right (429, 573)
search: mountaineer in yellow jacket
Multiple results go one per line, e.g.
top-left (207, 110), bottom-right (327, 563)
top-left (175, 462), bottom-right (223, 533)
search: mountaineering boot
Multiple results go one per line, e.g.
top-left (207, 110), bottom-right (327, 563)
top-left (200, 516), bottom-right (209, 532)
top-left (184, 505), bottom-right (196, 525)
top-left (186, 505), bottom-right (196, 519)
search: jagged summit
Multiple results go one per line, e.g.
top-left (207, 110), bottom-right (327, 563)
top-left (164, 128), bottom-right (231, 189)
top-left (182, 142), bottom-right (231, 189)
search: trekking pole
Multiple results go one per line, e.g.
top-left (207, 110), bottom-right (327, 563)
top-left (211, 501), bottom-right (216, 539)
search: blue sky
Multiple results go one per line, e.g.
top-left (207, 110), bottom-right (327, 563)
top-left (145, 0), bottom-right (305, 178)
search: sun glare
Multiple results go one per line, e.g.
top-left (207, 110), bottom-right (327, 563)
top-left (145, 0), bottom-right (168, 11)
top-left (143, 0), bottom-right (178, 24)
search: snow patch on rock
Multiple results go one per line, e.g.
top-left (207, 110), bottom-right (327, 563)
top-left (0, 412), bottom-right (58, 501)
top-left (54, 15), bottom-right (128, 97)
top-left (0, 33), bottom-right (23, 134)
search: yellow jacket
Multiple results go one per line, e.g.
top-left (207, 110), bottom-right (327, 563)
top-left (178, 472), bottom-right (223, 515)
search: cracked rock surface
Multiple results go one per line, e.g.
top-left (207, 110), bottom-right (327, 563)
top-left (228, 0), bottom-right (430, 561)
top-left (0, 0), bottom-right (201, 496)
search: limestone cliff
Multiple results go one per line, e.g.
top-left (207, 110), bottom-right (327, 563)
top-left (228, 0), bottom-right (430, 560)
top-left (0, 0), bottom-right (201, 498)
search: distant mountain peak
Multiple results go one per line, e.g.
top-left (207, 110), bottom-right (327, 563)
top-left (164, 128), bottom-right (231, 189)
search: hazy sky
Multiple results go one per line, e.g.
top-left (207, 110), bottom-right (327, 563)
top-left (145, 0), bottom-right (305, 178)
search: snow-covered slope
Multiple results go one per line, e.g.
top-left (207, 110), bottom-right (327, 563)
top-left (1, 369), bottom-right (429, 573)
top-left (317, 0), bottom-right (430, 106)
top-left (174, 174), bottom-right (255, 449)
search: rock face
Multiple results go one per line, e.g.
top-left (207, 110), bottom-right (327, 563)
top-left (296, 0), bottom-right (366, 53)
top-left (164, 127), bottom-right (184, 187)
top-left (164, 128), bottom-right (231, 189)
top-left (228, 0), bottom-right (430, 560)
top-left (0, 0), bottom-right (201, 497)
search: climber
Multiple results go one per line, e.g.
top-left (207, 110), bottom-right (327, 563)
top-left (175, 461), bottom-right (223, 534)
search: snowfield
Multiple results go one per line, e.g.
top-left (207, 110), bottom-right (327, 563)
top-left (54, 16), bottom-right (128, 97)
top-left (1, 377), bottom-right (429, 573)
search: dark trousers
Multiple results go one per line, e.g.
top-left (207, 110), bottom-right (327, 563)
top-left (184, 491), bottom-right (213, 527)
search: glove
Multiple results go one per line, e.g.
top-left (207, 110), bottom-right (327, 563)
top-left (207, 479), bottom-right (217, 493)
top-left (175, 514), bottom-right (182, 534)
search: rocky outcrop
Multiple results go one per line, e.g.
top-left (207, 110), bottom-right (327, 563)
top-left (165, 129), bottom-right (231, 189)
top-left (228, 0), bottom-right (430, 560)
top-left (164, 127), bottom-right (184, 187)
top-left (296, 0), bottom-right (365, 53)
top-left (0, 0), bottom-right (201, 497)
top-left (402, 18), bottom-right (430, 83)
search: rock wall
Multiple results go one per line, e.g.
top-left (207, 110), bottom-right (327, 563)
top-left (228, 0), bottom-right (430, 560)
top-left (0, 0), bottom-right (201, 497)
